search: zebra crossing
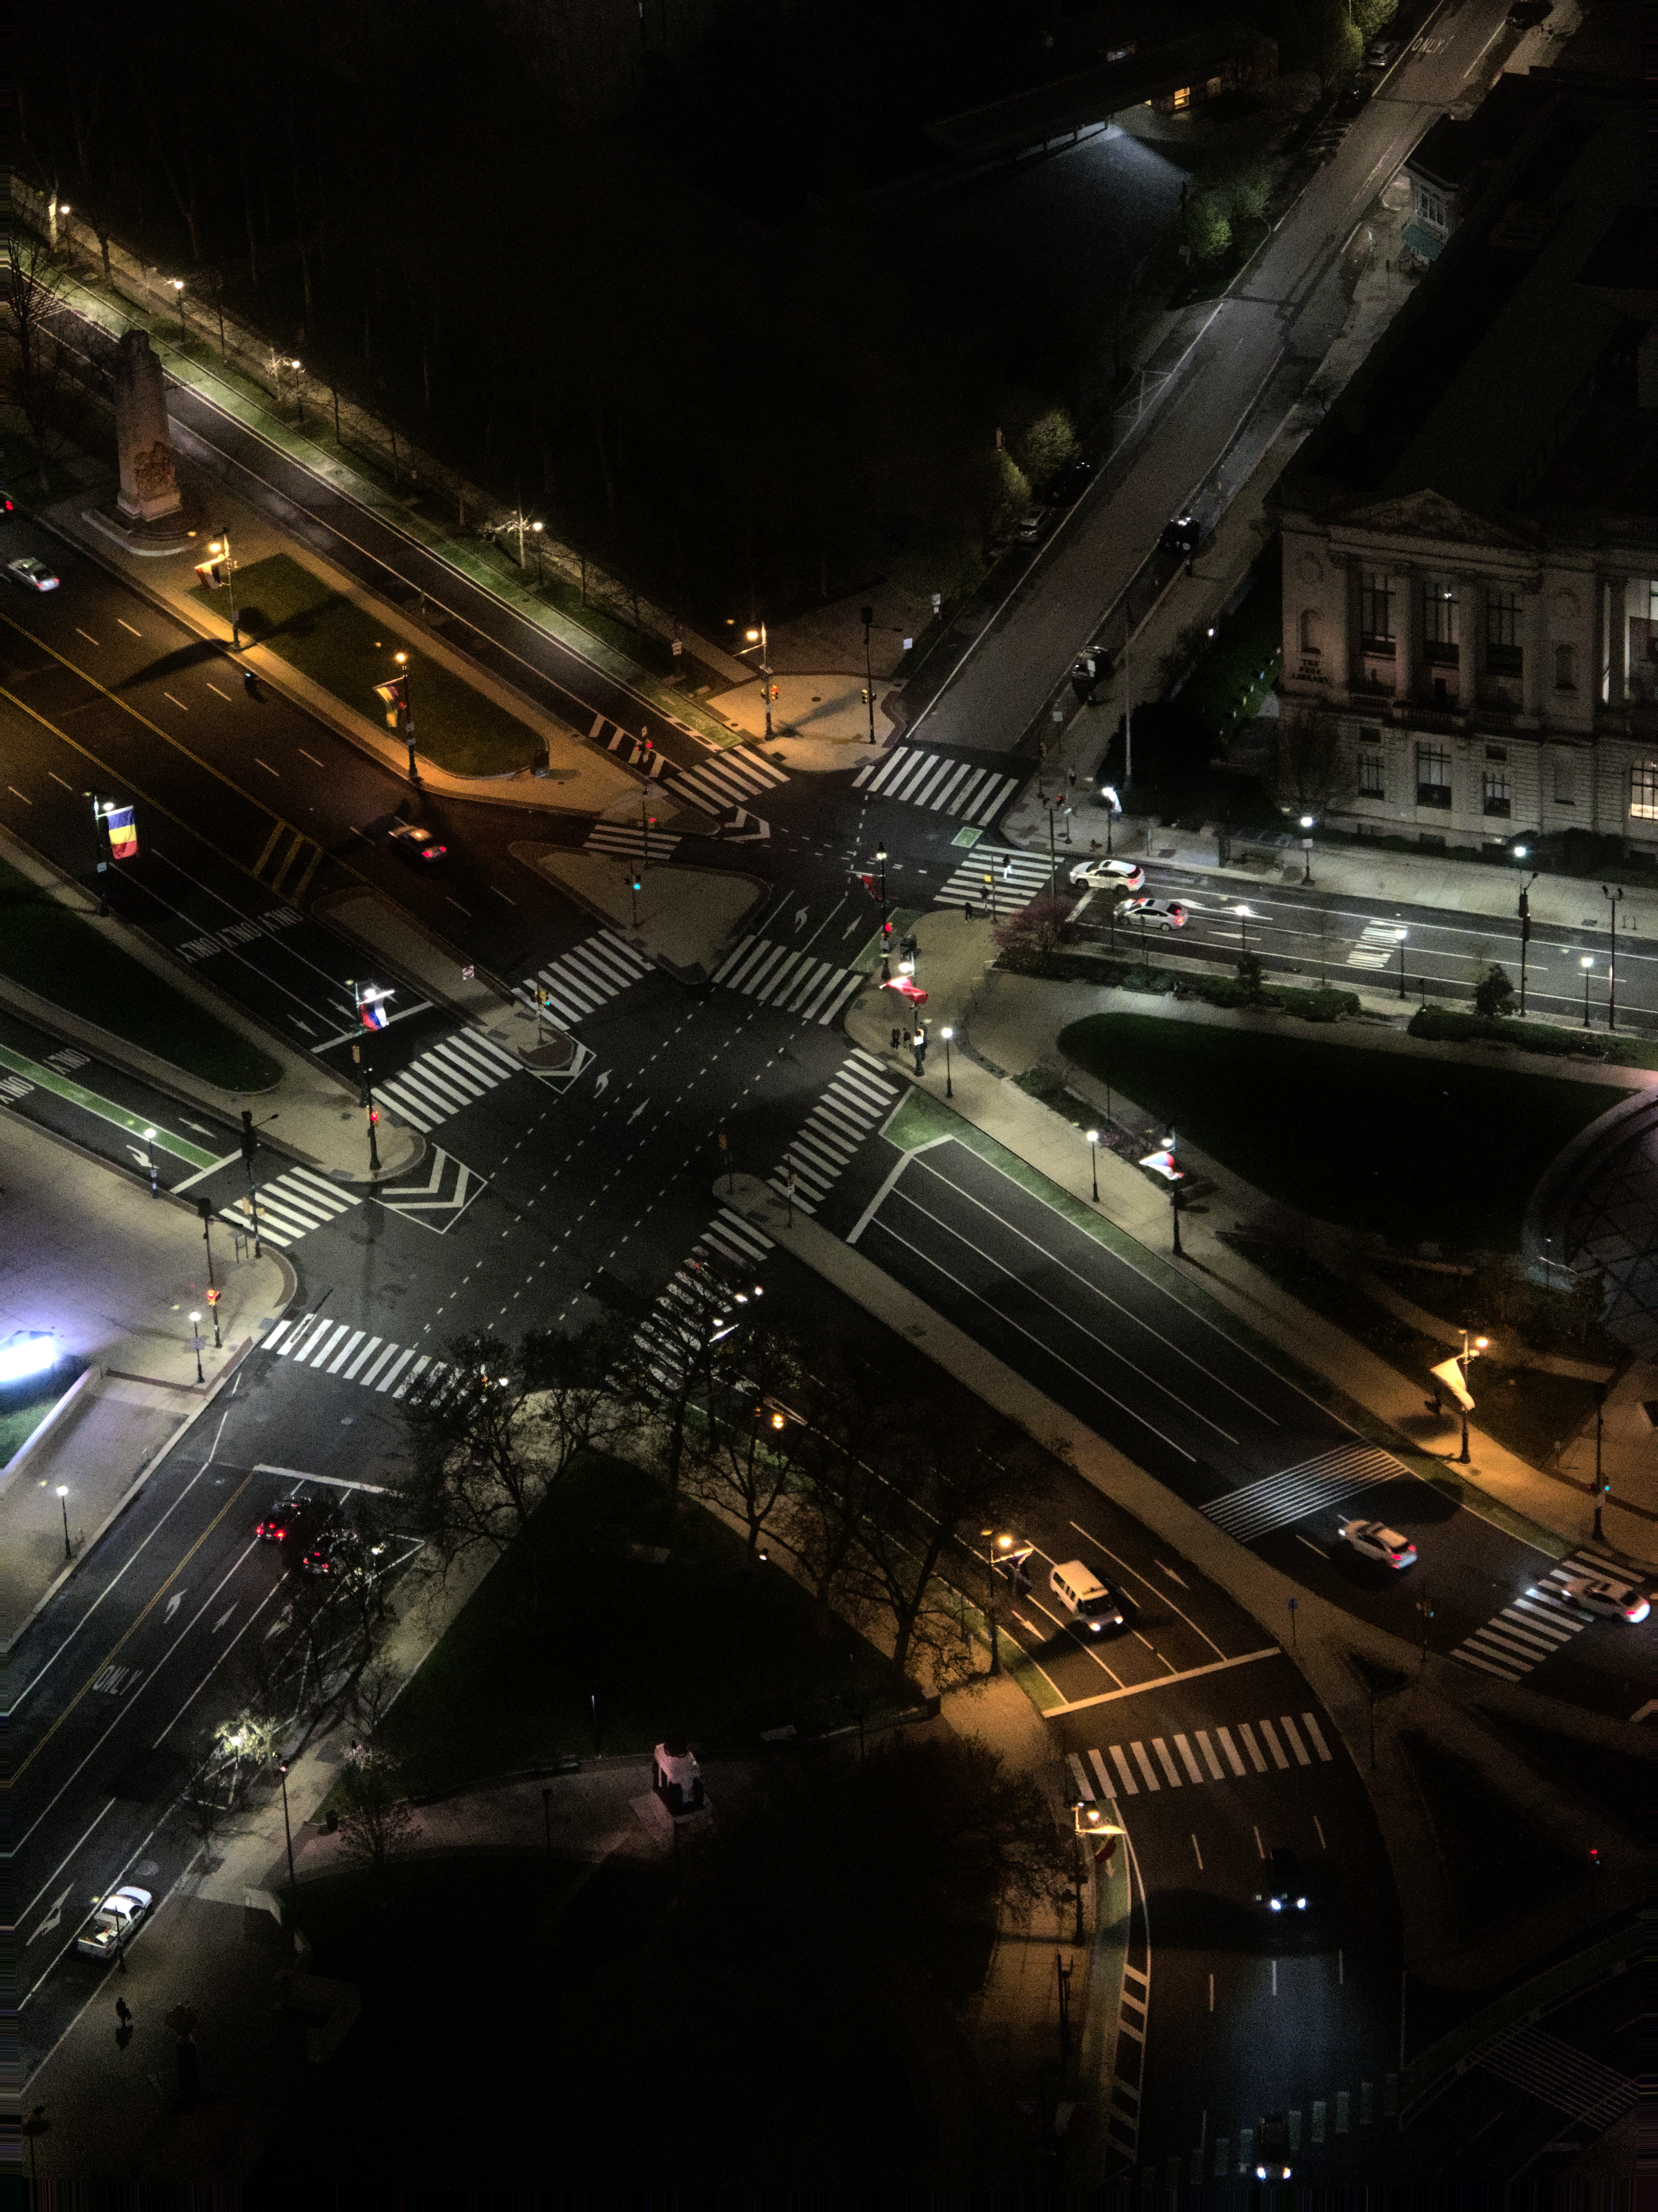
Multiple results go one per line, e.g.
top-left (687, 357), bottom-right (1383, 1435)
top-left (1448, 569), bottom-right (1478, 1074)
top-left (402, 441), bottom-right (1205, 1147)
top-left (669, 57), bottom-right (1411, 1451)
top-left (853, 746), bottom-right (1023, 824)
top-left (265, 1311), bottom-right (455, 1402)
top-left (1448, 1548), bottom-right (1608, 1682)
top-left (932, 844), bottom-right (1059, 909)
top-left (1477, 2025), bottom-right (1638, 2133)
top-left (219, 1166), bottom-right (362, 1250)
top-left (591, 715), bottom-right (669, 778)
top-left (1348, 920), bottom-right (1406, 970)
top-left (712, 936), bottom-right (867, 1025)
top-left (1066, 1708), bottom-right (1334, 1801)
top-left (517, 930), bottom-right (654, 1033)
top-left (632, 1208), bottom-right (777, 1391)
top-left (668, 745), bottom-right (789, 818)
top-left (1202, 1442), bottom-right (1410, 1544)
top-left (584, 820), bottom-right (683, 863)
top-left (768, 1049), bottom-right (900, 1216)
top-left (373, 1030), bottom-right (524, 1135)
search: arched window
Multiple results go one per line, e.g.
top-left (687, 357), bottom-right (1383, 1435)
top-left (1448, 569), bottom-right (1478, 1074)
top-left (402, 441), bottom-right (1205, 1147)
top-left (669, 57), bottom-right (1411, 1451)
top-left (1299, 609), bottom-right (1321, 655)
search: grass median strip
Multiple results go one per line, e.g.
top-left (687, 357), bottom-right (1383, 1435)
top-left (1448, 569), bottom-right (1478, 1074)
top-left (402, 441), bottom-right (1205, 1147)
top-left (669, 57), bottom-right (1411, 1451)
top-left (197, 552), bottom-right (542, 778)
top-left (0, 859), bottom-right (280, 1092)
top-left (0, 1043), bottom-right (219, 1165)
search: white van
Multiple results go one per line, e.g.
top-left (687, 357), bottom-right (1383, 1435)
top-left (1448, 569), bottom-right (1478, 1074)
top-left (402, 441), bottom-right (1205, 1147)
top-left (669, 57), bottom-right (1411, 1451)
top-left (1050, 1559), bottom-right (1125, 1633)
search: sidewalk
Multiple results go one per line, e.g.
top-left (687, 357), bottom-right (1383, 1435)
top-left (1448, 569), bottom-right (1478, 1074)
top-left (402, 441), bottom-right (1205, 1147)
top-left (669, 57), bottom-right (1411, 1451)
top-left (0, 828), bottom-right (422, 1186)
top-left (721, 1173), bottom-right (1645, 1999)
top-left (843, 909), bottom-right (1658, 1568)
top-left (511, 848), bottom-right (768, 982)
top-left (0, 1114), bottom-right (291, 1647)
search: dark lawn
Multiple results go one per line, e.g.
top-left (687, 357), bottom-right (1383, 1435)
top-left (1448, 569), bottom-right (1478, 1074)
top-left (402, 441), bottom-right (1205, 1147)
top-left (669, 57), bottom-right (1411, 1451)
top-left (1058, 1013), bottom-right (1623, 1249)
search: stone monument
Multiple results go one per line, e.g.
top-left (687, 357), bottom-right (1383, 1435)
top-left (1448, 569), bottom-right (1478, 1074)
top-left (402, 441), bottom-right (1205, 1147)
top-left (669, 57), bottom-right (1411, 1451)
top-left (112, 330), bottom-right (182, 527)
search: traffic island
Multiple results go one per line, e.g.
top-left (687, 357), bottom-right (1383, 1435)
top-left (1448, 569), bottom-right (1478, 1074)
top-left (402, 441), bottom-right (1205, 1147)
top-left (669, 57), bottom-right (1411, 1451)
top-left (311, 885), bottom-right (575, 1072)
top-left (512, 846), bottom-right (767, 984)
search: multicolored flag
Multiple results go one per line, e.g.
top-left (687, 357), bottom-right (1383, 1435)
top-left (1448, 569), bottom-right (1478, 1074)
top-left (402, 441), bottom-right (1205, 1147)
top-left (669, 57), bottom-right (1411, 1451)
top-left (105, 804), bottom-right (139, 861)
top-left (360, 998), bottom-right (390, 1030)
top-left (856, 872), bottom-right (877, 897)
top-left (372, 677), bottom-right (407, 728)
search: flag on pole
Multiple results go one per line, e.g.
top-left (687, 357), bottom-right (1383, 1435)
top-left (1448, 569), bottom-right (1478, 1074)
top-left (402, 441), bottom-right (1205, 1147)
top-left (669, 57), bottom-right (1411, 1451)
top-left (105, 804), bottom-right (139, 861)
top-left (360, 998), bottom-right (390, 1030)
top-left (372, 677), bottom-right (407, 728)
top-left (856, 872), bottom-right (877, 897)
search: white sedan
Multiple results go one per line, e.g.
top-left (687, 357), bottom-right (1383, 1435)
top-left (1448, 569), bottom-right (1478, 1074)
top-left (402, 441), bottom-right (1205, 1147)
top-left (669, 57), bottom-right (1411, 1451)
top-left (1070, 858), bottom-right (1145, 894)
top-left (1339, 1519), bottom-right (1418, 1569)
top-left (1560, 1571), bottom-right (1649, 1623)
top-left (8, 555), bottom-right (60, 592)
top-left (1116, 896), bottom-right (1190, 929)
top-left (76, 1884), bottom-right (153, 1959)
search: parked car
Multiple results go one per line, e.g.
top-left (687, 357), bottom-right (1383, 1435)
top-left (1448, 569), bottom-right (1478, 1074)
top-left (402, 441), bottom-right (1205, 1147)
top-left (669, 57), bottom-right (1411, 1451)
top-left (1070, 857), bottom-right (1146, 894)
top-left (1339, 1518), bottom-right (1418, 1569)
top-left (1255, 1847), bottom-right (1309, 1914)
top-left (76, 1886), bottom-right (152, 1959)
top-left (1558, 1570), bottom-right (1649, 1623)
top-left (1508, 0), bottom-right (1551, 24)
top-left (255, 1497), bottom-right (314, 1545)
top-left (300, 1525), bottom-right (351, 1576)
top-left (1159, 513), bottom-right (1200, 561)
top-left (1047, 458), bottom-right (1097, 506)
top-left (385, 821), bottom-right (447, 866)
top-left (1115, 896), bottom-right (1189, 930)
top-left (1365, 36), bottom-right (1402, 65)
top-left (8, 554), bottom-right (59, 592)
top-left (1015, 509), bottom-right (1054, 545)
top-left (1334, 73), bottom-right (1373, 116)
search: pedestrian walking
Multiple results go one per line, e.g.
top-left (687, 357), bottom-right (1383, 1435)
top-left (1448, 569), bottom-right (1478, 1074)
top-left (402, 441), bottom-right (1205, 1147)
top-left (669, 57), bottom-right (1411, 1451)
top-left (115, 1998), bottom-right (133, 2030)
top-left (890, 1026), bottom-right (902, 1050)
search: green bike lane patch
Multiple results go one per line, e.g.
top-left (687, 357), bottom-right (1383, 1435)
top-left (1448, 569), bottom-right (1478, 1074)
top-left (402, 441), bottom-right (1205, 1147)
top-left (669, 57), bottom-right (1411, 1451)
top-left (878, 1088), bottom-right (1573, 1564)
top-left (0, 1043), bottom-right (219, 1170)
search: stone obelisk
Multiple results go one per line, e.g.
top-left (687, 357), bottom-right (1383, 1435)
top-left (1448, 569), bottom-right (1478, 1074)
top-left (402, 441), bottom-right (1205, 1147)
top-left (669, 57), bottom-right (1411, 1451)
top-left (112, 330), bottom-right (184, 529)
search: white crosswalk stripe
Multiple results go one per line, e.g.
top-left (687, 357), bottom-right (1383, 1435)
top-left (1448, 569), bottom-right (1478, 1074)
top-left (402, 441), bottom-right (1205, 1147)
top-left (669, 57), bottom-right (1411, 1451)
top-left (219, 1167), bottom-right (362, 1250)
top-left (1477, 2025), bottom-right (1638, 2132)
top-left (1448, 1547), bottom-right (1609, 1681)
top-left (373, 1030), bottom-right (524, 1135)
top-left (712, 936), bottom-right (866, 1025)
top-left (1348, 920), bottom-right (1405, 970)
top-left (853, 746), bottom-right (1023, 824)
top-left (1066, 1711), bottom-right (1334, 1801)
top-left (932, 843), bottom-right (1060, 909)
top-left (584, 821), bottom-right (683, 862)
top-left (264, 1313), bottom-right (456, 1400)
top-left (516, 930), bottom-right (654, 1032)
top-left (767, 1049), bottom-right (900, 1216)
top-left (668, 746), bottom-right (789, 817)
top-left (629, 1210), bottom-right (778, 1389)
top-left (1202, 1443), bottom-right (1410, 1544)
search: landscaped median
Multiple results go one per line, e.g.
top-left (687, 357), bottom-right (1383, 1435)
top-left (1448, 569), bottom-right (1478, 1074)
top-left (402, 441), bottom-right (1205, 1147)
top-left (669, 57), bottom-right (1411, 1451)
top-left (0, 855), bottom-right (280, 1091)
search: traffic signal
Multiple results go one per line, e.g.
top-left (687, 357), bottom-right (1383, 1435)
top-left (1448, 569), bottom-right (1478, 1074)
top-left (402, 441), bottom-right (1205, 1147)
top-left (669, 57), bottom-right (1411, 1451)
top-left (0, 493), bottom-right (15, 523)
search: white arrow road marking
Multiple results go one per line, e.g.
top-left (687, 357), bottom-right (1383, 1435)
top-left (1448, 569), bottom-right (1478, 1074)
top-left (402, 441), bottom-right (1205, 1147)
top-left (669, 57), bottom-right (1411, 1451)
top-left (593, 1072), bottom-right (610, 1095)
top-left (164, 1592), bottom-right (186, 1623)
top-left (628, 1102), bottom-right (648, 1123)
top-left (265, 1605), bottom-right (292, 1640)
top-left (722, 809), bottom-right (771, 843)
top-left (794, 907), bottom-right (809, 929)
top-left (211, 1605), bottom-right (236, 1632)
top-left (30, 1887), bottom-right (71, 1944)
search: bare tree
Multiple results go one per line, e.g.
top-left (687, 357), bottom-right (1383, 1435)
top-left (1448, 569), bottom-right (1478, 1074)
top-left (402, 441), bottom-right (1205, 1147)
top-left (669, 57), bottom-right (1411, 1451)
top-left (5, 232), bottom-right (77, 486)
top-left (620, 1252), bottom-right (746, 1507)
top-left (1268, 706), bottom-right (1355, 821)
top-left (685, 1311), bottom-right (810, 1568)
top-left (334, 1750), bottom-right (416, 1876)
top-left (401, 1322), bottom-right (633, 1613)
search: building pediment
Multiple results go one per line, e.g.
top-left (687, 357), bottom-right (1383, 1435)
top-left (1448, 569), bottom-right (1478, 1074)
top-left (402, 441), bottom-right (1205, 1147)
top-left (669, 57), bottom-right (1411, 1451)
top-left (1343, 488), bottom-right (1526, 550)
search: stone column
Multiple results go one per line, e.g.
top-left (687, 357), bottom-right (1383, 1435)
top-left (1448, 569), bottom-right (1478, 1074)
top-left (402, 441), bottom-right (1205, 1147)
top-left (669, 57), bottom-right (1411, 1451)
top-left (113, 331), bottom-right (182, 526)
top-left (1396, 568), bottom-right (1420, 702)
top-left (1521, 581), bottom-right (1544, 721)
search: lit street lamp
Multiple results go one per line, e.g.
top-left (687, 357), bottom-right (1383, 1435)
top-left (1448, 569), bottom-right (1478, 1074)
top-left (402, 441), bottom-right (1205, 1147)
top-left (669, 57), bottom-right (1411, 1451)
top-left (1602, 883), bottom-right (1625, 1031)
top-left (531, 519), bottom-right (545, 586)
top-left (144, 1127), bottom-right (158, 1199)
top-left (276, 1758), bottom-right (297, 1894)
top-left (393, 651), bottom-right (417, 783)
top-left (1086, 1127), bottom-right (1100, 1201)
top-left (741, 622), bottom-right (774, 740)
top-left (940, 1025), bottom-right (954, 1098)
top-left (1299, 815), bottom-right (1315, 885)
top-left (1395, 926), bottom-right (1408, 1001)
top-left (57, 1483), bottom-right (71, 1560)
top-left (1234, 903), bottom-right (1253, 968)
top-left (187, 1312), bottom-right (205, 1385)
top-left (170, 277), bottom-right (186, 343)
top-left (876, 846), bottom-right (890, 978)
top-left (197, 1198), bottom-right (223, 1345)
top-left (1581, 954), bottom-right (1594, 1028)
top-left (1456, 1330), bottom-right (1488, 1464)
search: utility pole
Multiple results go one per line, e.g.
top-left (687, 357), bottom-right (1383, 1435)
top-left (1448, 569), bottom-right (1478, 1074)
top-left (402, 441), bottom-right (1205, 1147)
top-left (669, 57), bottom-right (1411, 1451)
top-left (877, 846), bottom-right (891, 978)
top-left (197, 1199), bottom-right (222, 1346)
top-left (1602, 884), bottom-right (1624, 1031)
top-left (1517, 873), bottom-right (1537, 1015)
top-left (860, 607), bottom-right (876, 744)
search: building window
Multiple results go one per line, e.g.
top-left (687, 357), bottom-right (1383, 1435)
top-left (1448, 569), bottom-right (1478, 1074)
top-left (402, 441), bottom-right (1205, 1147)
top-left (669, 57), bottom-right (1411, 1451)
top-left (1417, 744), bottom-right (1453, 808)
top-left (1485, 745), bottom-right (1507, 762)
top-left (1553, 757), bottom-right (1575, 806)
top-left (1359, 751), bottom-right (1385, 798)
top-left (1631, 762), bottom-right (1658, 821)
top-left (1423, 577), bottom-right (1459, 660)
top-left (1172, 84), bottom-right (1191, 109)
top-left (1299, 609), bottom-right (1321, 655)
top-left (1414, 183), bottom-right (1447, 230)
top-left (1361, 571), bottom-right (1395, 648)
top-left (1482, 768), bottom-right (1512, 818)
top-left (1555, 643), bottom-right (1577, 690)
top-left (1486, 587), bottom-right (1523, 674)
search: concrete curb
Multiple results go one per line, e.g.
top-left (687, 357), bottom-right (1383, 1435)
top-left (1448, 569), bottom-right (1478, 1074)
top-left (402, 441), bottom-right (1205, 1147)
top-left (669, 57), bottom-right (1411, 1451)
top-left (0, 1362), bottom-right (101, 1498)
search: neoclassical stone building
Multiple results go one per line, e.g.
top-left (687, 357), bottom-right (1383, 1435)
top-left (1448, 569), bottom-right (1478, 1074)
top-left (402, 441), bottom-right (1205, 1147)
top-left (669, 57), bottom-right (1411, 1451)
top-left (1272, 76), bottom-right (1656, 859)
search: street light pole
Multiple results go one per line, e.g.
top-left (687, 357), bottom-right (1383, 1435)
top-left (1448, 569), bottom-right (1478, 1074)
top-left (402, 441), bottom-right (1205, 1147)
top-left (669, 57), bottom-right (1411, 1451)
top-left (85, 791), bottom-right (110, 916)
top-left (1593, 1382), bottom-right (1607, 1540)
top-left (1581, 956), bottom-right (1594, 1028)
top-left (1517, 871), bottom-right (1537, 1015)
top-left (941, 1025), bottom-right (954, 1098)
top-left (877, 846), bottom-right (890, 979)
top-left (394, 652), bottom-right (417, 782)
top-left (1086, 1128), bottom-right (1100, 1202)
top-left (1396, 928), bottom-right (1408, 1001)
top-left (1171, 1181), bottom-right (1184, 1256)
top-left (197, 1199), bottom-right (222, 1346)
top-left (57, 1484), bottom-right (71, 1560)
top-left (1300, 816), bottom-right (1315, 884)
top-left (1603, 884), bottom-right (1624, 1032)
top-left (1456, 1329), bottom-right (1487, 1464)
top-left (277, 1760), bottom-right (297, 1893)
top-left (860, 607), bottom-right (876, 744)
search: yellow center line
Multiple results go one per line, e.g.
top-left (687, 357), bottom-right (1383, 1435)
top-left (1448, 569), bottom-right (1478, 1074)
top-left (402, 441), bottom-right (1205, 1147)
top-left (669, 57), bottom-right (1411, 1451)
top-left (6, 1475), bottom-right (254, 1789)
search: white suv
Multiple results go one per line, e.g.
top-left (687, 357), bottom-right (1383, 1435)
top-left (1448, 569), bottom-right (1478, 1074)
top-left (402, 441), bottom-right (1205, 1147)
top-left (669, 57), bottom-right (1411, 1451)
top-left (1070, 858), bottom-right (1145, 894)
